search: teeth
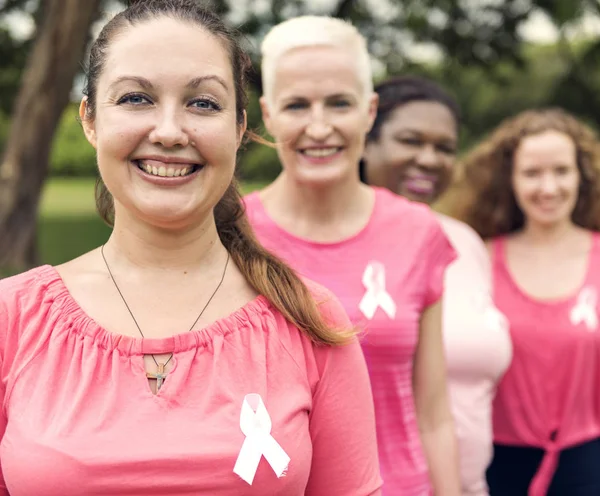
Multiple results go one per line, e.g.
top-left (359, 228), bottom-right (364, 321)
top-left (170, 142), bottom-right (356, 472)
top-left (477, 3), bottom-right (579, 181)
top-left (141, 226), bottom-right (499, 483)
top-left (302, 147), bottom-right (339, 157)
top-left (137, 161), bottom-right (195, 178)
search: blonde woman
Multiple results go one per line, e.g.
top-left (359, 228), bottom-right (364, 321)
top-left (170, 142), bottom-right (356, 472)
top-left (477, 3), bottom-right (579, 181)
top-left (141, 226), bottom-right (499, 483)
top-left (244, 16), bottom-right (461, 496)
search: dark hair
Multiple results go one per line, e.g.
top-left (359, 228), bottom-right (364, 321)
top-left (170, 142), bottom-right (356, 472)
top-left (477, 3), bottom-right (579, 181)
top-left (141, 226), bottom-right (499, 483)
top-left (359, 75), bottom-right (461, 182)
top-left (367, 75), bottom-right (461, 143)
top-left (454, 108), bottom-right (600, 238)
top-left (82, 0), bottom-right (352, 345)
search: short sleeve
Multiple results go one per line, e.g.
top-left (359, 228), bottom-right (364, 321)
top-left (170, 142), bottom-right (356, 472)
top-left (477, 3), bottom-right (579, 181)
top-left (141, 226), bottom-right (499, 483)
top-left (423, 217), bottom-right (457, 308)
top-left (0, 278), bottom-right (13, 495)
top-left (304, 291), bottom-right (382, 496)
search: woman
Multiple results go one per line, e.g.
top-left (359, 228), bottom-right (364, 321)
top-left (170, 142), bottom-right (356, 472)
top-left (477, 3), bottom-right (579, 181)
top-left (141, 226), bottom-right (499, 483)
top-left (361, 75), bottom-right (512, 496)
top-left (244, 16), bottom-right (461, 496)
top-left (456, 108), bottom-right (600, 495)
top-left (0, 2), bottom-right (382, 494)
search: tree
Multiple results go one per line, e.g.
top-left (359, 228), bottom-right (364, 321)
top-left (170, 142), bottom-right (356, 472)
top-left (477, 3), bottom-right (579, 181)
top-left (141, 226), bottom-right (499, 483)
top-left (0, 0), bottom-right (102, 272)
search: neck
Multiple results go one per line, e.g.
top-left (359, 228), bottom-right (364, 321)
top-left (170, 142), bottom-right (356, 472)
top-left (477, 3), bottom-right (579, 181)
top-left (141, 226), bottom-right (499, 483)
top-left (519, 219), bottom-right (581, 246)
top-left (262, 171), bottom-right (372, 226)
top-left (105, 206), bottom-right (225, 274)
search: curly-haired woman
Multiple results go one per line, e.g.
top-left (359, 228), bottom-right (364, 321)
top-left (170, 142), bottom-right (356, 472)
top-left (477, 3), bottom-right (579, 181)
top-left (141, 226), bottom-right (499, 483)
top-left (456, 108), bottom-right (600, 496)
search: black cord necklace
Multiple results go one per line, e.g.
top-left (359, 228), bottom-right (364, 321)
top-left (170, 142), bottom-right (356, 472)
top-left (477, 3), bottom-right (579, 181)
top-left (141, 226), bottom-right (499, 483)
top-left (100, 244), bottom-right (230, 391)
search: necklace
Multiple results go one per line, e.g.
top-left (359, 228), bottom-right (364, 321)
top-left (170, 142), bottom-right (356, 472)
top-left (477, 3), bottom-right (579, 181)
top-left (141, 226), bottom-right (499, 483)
top-left (100, 244), bottom-right (230, 391)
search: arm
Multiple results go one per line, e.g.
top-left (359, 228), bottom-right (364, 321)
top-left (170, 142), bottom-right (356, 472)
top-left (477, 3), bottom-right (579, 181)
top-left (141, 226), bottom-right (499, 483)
top-left (304, 292), bottom-right (382, 496)
top-left (0, 283), bottom-right (12, 495)
top-left (413, 298), bottom-right (461, 496)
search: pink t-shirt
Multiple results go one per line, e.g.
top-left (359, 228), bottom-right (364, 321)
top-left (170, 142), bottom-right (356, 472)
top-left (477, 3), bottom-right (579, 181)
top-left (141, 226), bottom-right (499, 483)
top-left (491, 234), bottom-right (600, 496)
top-left (244, 187), bottom-right (456, 495)
top-left (438, 215), bottom-right (512, 496)
top-left (0, 265), bottom-right (382, 495)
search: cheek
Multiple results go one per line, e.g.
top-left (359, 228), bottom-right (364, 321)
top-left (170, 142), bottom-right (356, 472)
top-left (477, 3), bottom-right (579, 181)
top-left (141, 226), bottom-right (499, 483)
top-left (272, 116), bottom-right (303, 143)
top-left (95, 114), bottom-right (147, 161)
top-left (512, 177), bottom-right (531, 204)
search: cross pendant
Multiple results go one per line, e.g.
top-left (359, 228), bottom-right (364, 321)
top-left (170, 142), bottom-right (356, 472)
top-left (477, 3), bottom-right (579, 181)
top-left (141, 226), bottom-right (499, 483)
top-left (147, 362), bottom-right (167, 391)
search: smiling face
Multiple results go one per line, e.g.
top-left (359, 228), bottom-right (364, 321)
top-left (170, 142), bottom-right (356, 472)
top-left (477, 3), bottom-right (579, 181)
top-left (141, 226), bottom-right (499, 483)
top-left (81, 16), bottom-right (245, 230)
top-left (512, 130), bottom-right (580, 229)
top-left (363, 100), bottom-right (457, 204)
top-left (260, 45), bottom-right (377, 188)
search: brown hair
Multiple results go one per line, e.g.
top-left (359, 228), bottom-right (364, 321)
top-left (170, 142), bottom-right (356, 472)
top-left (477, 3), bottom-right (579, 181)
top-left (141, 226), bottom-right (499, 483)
top-left (454, 108), bottom-right (600, 239)
top-left (83, 0), bottom-right (352, 345)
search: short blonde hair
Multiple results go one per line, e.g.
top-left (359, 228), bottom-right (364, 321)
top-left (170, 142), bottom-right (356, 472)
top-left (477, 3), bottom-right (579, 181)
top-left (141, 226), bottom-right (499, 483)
top-left (260, 15), bottom-right (373, 105)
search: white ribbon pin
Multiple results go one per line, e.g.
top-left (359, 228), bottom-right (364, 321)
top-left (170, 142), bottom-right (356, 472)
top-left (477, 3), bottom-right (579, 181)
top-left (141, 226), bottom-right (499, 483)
top-left (233, 393), bottom-right (290, 485)
top-left (570, 287), bottom-right (598, 331)
top-left (359, 261), bottom-right (397, 320)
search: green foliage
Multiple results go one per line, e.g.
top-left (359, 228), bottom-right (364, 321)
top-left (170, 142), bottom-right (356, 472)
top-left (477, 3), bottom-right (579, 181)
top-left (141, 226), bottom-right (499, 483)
top-left (238, 141), bottom-right (280, 182)
top-left (49, 104), bottom-right (97, 176)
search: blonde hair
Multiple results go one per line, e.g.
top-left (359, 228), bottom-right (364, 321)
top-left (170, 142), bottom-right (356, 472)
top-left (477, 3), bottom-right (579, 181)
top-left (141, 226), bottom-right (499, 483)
top-left (260, 15), bottom-right (373, 105)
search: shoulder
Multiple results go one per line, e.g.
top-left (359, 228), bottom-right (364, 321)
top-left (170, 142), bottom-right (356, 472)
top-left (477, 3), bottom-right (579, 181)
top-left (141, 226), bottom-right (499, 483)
top-left (242, 190), bottom-right (262, 218)
top-left (371, 188), bottom-right (445, 244)
top-left (0, 265), bottom-right (55, 310)
top-left (436, 214), bottom-right (487, 260)
top-left (374, 187), bottom-right (436, 222)
top-left (302, 278), bottom-right (350, 329)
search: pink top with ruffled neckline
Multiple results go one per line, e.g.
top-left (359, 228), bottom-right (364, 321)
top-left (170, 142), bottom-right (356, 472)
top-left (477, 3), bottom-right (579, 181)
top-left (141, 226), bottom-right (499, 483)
top-left (0, 265), bottom-right (381, 495)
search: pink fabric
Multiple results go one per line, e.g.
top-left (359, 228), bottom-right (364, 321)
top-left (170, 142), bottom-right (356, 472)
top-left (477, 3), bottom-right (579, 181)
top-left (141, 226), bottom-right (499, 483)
top-left (438, 215), bottom-right (512, 496)
top-left (0, 265), bottom-right (382, 495)
top-left (244, 187), bottom-right (457, 495)
top-left (491, 234), bottom-right (600, 496)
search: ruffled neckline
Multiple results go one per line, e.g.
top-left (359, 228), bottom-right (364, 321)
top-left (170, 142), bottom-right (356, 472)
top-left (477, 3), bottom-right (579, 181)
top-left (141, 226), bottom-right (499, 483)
top-left (34, 264), bottom-right (273, 356)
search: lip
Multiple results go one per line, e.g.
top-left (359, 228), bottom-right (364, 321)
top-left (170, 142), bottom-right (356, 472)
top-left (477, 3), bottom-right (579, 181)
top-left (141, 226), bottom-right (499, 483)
top-left (131, 160), bottom-right (203, 186)
top-left (403, 178), bottom-right (435, 195)
top-left (132, 155), bottom-right (202, 166)
top-left (298, 146), bottom-right (344, 151)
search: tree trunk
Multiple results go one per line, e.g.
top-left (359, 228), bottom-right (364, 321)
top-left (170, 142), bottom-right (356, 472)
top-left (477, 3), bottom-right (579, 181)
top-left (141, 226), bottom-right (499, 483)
top-left (0, 0), bottom-right (102, 274)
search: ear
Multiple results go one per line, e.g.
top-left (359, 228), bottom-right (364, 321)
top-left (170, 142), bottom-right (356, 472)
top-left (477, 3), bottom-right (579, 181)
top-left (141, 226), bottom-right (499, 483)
top-left (259, 96), bottom-right (274, 137)
top-left (365, 92), bottom-right (379, 133)
top-left (237, 110), bottom-right (248, 147)
top-left (79, 97), bottom-right (97, 149)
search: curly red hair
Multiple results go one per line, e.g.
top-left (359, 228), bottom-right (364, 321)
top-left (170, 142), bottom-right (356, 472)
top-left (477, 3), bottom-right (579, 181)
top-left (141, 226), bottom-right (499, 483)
top-left (453, 108), bottom-right (600, 238)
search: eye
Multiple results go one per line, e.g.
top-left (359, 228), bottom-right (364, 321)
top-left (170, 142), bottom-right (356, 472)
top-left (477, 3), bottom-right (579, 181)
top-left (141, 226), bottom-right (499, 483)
top-left (398, 137), bottom-right (422, 147)
top-left (555, 166), bottom-right (571, 175)
top-left (437, 144), bottom-right (456, 155)
top-left (190, 98), bottom-right (221, 111)
top-left (284, 101), bottom-right (308, 111)
top-left (522, 169), bottom-right (539, 177)
top-left (331, 99), bottom-right (351, 108)
top-left (117, 93), bottom-right (151, 105)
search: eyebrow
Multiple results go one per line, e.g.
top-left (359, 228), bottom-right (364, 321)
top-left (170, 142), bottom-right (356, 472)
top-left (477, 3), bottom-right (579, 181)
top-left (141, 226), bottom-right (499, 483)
top-left (109, 75), bottom-right (229, 92)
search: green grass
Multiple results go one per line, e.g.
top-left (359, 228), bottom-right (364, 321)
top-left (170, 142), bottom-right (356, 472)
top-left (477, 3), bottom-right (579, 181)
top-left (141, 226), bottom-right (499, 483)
top-left (38, 177), bottom-right (266, 266)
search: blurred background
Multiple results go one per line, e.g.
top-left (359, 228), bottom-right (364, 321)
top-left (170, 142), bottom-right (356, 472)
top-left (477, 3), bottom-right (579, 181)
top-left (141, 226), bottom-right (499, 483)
top-left (0, 0), bottom-right (599, 276)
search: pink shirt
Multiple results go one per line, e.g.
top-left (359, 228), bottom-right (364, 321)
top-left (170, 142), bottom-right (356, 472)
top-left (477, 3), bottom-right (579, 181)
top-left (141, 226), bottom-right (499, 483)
top-left (491, 234), bottom-right (600, 496)
top-left (0, 265), bottom-right (382, 495)
top-left (244, 187), bottom-right (456, 495)
top-left (438, 216), bottom-right (512, 496)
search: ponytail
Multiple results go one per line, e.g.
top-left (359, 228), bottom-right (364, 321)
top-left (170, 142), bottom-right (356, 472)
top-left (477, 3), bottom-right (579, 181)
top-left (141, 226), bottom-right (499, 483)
top-left (96, 178), bottom-right (354, 345)
top-left (215, 180), bottom-right (354, 345)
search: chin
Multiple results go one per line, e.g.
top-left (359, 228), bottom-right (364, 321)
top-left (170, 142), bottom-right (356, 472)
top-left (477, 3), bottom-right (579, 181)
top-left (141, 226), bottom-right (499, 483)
top-left (294, 169), bottom-right (350, 188)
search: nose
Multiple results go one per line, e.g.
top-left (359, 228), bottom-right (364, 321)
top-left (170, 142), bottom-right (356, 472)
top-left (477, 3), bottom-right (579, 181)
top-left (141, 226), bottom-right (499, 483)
top-left (414, 144), bottom-right (440, 169)
top-left (540, 172), bottom-right (559, 195)
top-left (148, 107), bottom-right (189, 148)
top-left (305, 107), bottom-right (333, 141)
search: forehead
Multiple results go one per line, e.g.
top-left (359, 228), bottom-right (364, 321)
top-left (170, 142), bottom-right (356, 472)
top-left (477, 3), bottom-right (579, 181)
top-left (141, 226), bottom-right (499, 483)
top-left (515, 130), bottom-right (576, 167)
top-left (271, 45), bottom-right (363, 100)
top-left (384, 101), bottom-right (457, 139)
top-left (100, 16), bottom-right (233, 89)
